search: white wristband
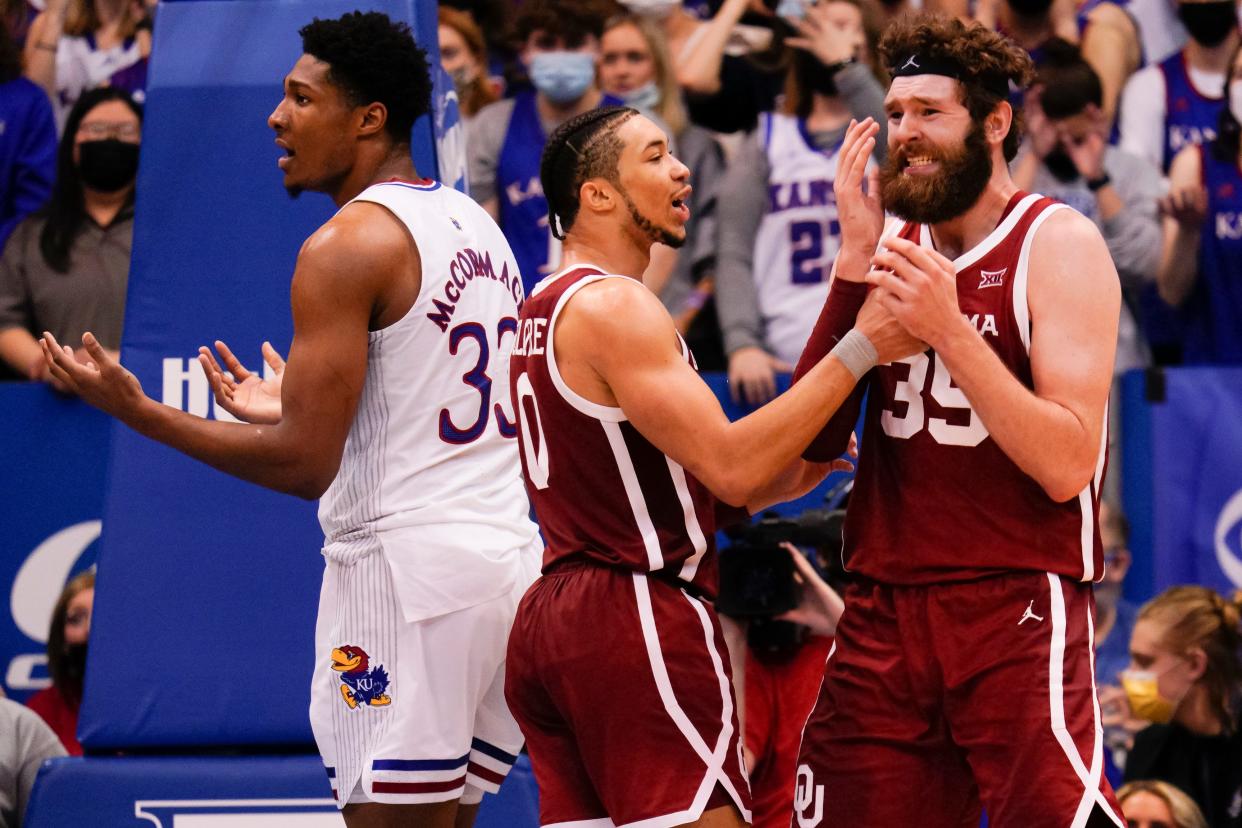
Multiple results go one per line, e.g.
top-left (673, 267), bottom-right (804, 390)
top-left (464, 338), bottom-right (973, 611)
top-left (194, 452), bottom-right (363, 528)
top-left (830, 329), bottom-right (878, 380)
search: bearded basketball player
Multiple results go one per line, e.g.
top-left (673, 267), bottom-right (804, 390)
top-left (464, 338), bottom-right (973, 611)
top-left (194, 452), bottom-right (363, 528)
top-left (789, 14), bottom-right (1125, 828)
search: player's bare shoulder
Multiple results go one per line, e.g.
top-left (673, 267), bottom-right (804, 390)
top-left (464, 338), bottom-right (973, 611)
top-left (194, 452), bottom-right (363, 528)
top-left (1024, 201), bottom-right (1120, 366)
top-left (1028, 205), bottom-right (1120, 299)
top-left (559, 275), bottom-right (679, 362)
top-left (292, 201), bottom-right (420, 314)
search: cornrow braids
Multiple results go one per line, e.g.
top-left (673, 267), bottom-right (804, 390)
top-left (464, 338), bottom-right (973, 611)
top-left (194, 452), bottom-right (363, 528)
top-left (541, 106), bottom-right (639, 240)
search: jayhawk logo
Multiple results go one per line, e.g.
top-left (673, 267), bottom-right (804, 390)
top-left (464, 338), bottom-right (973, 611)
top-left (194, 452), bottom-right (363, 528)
top-left (331, 645), bottom-right (391, 709)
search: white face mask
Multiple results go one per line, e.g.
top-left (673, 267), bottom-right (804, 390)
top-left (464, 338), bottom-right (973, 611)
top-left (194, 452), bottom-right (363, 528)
top-left (1231, 80), bottom-right (1242, 124)
top-left (622, 0), bottom-right (682, 19)
top-left (621, 81), bottom-right (661, 111)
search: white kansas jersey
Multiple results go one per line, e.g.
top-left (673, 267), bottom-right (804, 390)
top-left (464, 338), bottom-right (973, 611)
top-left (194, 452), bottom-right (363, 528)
top-left (752, 112), bottom-right (845, 365)
top-left (318, 179), bottom-right (538, 622)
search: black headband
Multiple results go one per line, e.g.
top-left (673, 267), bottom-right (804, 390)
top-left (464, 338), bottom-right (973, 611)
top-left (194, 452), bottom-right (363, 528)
top-left (889, 53), bottom-right (1010, 98)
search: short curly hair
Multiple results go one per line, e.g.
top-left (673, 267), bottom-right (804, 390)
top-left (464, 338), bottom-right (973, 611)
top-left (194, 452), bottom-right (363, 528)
top-left (541, 106), bottom-right (639, 239)
top-left (514, 0), bottom-right (610, 49)
top-left (300, 12), bottom-right (431, 143)
top-left (879, 14), bottom-right (1034, 161)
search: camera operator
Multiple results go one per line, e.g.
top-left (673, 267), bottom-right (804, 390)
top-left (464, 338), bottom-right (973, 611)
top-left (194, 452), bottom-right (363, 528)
top-left (718, 511), bottom-right (847, 828)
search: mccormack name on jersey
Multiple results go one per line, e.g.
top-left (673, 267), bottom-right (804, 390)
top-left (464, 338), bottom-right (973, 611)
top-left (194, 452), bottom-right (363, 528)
top-left (426, 246), bottom-right (525, 333)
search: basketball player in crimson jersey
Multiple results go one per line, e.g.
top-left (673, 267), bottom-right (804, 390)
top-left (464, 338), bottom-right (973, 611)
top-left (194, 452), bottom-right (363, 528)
top-left (503, 105), bottom-right (924, 828)
top-left (790, 14), bottom-right (1126, 828)
top-left (41, 13), bottom-right (537, 828)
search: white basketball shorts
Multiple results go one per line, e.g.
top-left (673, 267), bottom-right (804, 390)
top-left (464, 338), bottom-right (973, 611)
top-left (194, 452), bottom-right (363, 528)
top-left (308, 538), bottom-right (541, 808)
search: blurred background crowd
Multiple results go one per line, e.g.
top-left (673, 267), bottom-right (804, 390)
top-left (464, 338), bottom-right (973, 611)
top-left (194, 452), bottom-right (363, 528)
top-left (2, 0), bottom-right (1241, 826)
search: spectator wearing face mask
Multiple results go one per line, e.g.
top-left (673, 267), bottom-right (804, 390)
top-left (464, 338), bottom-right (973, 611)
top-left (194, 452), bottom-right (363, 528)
top-left (598, 11), bottom-right (727, 367)
top-left (1120, 585), bottom-right (1242, 827)
top-left (714, 0), bottom-right (887, 406)
top-left (26, 571), bottom-right (94, 755)
top-left (0, 19), bottom-right (56, 255)
top-left (1119, 0), bottom-right (1238, 173)
top-left (1012, 42), bottom-right (1161, 376)
top-left (438, 6), bottom-right (498, 124)
top-left (1156, 39), bottom-right (1242, 363)
top-left (1117, 780), bottom-right (1210, 828)
top-left (467, 0), bottom-right (620, 295)
top-left (0, 87), bottom-right (139, 384)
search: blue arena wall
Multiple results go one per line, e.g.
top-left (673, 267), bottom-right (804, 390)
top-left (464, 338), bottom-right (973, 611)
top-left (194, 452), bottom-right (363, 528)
top-left (25, 754), bottom-right (540, 828)
top-left (1122, 367), bottom-right (1242, 602)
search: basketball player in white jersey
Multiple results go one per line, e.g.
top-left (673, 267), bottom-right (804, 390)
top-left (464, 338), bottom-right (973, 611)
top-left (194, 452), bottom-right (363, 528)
top-left (41, 12), bottom-right (537, 828)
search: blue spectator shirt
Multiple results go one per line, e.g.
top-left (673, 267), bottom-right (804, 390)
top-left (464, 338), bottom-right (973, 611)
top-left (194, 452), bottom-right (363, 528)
top-left (496, 91), bottom-right (624, 296)
top-left (1184, 144), bottom-right (1242, 363)
top-left (1159, 52), bottom-right (1224, 172)
top-left (0, 77), bottom-right (56, 252)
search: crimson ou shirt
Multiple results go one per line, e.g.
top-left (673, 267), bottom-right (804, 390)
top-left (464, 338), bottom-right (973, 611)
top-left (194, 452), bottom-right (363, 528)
top-left (509, 264), bottom-right (725, 598)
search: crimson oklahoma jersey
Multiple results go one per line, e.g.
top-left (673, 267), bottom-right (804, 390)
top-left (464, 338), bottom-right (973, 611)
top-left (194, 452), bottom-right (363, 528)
top-left (845, 191), bottom-right (1108, 585)
top-left (508, 263), bottom-right (721, 595)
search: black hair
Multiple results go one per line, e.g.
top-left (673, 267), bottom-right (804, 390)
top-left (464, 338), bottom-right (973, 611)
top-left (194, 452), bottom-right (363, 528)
top-left (1035, 38), bottom-right (1103, 119)
top-left (513, 0), bottom-right (609, 50)
top-left (1213, 40), bottom-right (1242, 163)
top-left (299, 11), bottom-right (431, 143)
top-left (39, 87), bottom-right (143, 273)
top-left (0, 17), bottom-right (18, 82)
top-left (541, 106), bottom-right (639, 240)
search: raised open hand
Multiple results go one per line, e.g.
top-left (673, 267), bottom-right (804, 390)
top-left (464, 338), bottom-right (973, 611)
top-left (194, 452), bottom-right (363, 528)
top-left (198, 340), bottom-right (285, 424)
top-left (785, 0), bottom-right (864, 67)
top-left (834, 118), bottom-right (885, 262)
top-left (41, 331), bottom-right (146, 416)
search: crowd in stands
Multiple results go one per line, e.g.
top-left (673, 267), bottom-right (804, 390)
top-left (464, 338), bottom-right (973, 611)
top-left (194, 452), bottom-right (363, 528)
top-left (2, 0), bottom-right (1242, 824)
top-left (3, 0), bottom-right (1241, 389)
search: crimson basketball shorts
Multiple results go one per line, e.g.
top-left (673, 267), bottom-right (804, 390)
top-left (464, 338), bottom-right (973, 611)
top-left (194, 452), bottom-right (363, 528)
top-left (793, 571), bottom-right (1125, 828)
top-left (505, 561), bottom-right (752, 827)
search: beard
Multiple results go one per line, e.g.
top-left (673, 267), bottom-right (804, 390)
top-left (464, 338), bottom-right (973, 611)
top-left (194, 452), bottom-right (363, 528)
top-left (879, 120), bottom-right (994, 225)
top-left (619, 186), bottom-right (686, 249)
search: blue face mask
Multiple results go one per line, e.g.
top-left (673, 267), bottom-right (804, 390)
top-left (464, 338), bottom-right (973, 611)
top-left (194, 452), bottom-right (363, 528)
top-left (620, 81), bottom-right (661, 111)
top-left (530, 51), bottom-right (596, 104)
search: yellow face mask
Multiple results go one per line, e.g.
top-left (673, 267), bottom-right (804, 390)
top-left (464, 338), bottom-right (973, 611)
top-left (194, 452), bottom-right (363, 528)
top-left (1121, 669), bottom-right (1177, 724)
